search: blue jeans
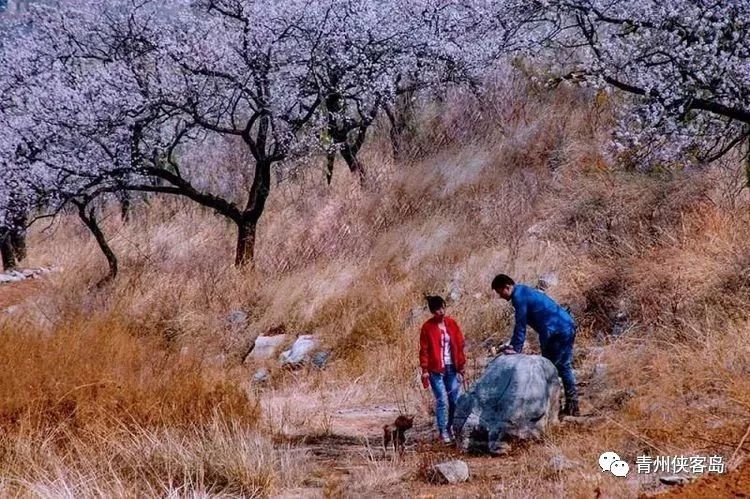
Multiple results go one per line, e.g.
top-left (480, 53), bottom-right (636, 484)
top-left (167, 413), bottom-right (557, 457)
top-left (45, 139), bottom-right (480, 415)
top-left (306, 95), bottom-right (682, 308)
top-left (541, 331), bottom-right (577, 402)
top-left (429, 365), bottom-right (461, 435)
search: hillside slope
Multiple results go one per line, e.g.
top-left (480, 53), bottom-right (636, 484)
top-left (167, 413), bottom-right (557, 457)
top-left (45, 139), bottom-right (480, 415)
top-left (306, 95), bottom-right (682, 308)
top-left (1, 80), bottom-right (748, 497)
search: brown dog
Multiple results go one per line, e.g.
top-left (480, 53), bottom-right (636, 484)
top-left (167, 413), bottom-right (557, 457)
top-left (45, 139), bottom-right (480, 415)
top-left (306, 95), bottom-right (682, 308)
top-left (383, 415), bottom-right (414, 458)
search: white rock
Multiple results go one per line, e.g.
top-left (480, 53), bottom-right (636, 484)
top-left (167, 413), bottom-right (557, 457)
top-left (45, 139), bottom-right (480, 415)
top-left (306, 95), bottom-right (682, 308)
top-left (249, 335), bottom-right (288, 360)
top-left (279, 335), bottom-right (318, 367)
top-left (430, 460), bottom-right (470, 484)
top-left (252, 368), bottom-right (270, 384)
top-left (549, 455), bottom-right (578, 472)
top-left (659, 476), bottom-right (690, 486)
top-left (0, 271), bottom-right (25, 283)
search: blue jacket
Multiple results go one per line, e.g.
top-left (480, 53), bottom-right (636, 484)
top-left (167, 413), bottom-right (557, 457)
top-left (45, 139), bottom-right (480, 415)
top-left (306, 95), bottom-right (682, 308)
top-left (510, 284), bottom-right (575, 353)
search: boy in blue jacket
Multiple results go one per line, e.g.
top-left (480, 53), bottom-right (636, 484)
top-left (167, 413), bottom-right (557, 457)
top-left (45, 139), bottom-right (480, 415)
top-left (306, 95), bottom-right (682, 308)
top-left (492, 274), bottom-right (580, 416)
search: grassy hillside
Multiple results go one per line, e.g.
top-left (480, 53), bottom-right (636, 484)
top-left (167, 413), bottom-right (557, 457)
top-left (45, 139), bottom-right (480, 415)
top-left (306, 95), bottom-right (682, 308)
top-left (1, 74), bottom-right (749, 497)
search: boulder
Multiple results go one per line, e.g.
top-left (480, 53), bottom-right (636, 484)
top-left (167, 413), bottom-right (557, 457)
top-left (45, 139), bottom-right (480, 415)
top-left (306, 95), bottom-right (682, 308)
top-left (311, 351), bottom-right (331, 369)
top-left (453, 354), bottom-right (561, 454)
top-left (252, 368), bottom-right (270, 384)
top-left (429, 460), bottom-right (470, 484)
top-left (279, 335), bottom-right (318, 367)
top-left (249, 334), bottom-right (288, 361)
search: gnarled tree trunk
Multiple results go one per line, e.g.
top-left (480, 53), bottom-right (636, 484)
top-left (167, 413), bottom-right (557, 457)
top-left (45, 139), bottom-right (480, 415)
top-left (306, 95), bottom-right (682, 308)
top-left (235, 219), bottom-right (257, 268)
top-left (9, 228), bottom-right (26, 262)
top-left (75, 201), bottom-right (118, 286)
top-left (234, 154), bottom-right (272, 268)
top-left (0, 233), bottom-right (16, 271)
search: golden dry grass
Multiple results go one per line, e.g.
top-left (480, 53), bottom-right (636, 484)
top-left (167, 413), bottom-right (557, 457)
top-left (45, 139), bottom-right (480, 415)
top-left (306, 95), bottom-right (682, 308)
top-left (1, 72), bottom-right (749, 496)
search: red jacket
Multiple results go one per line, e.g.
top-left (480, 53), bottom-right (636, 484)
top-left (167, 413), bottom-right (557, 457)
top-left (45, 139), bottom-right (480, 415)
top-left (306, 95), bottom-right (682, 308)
top-left (419, 316), bottom-right (466, 374)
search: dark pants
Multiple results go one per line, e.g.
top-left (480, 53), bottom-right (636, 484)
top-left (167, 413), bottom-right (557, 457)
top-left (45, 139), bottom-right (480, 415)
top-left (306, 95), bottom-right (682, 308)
top-left (541, 331), bottom-right (577, 404)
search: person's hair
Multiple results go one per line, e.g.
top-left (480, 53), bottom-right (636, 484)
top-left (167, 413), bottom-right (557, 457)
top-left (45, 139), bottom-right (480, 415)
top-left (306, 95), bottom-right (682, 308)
top-left (425, 295), bottom-right (446, 314)
top-left (491, 274), bottom-right (515, 291)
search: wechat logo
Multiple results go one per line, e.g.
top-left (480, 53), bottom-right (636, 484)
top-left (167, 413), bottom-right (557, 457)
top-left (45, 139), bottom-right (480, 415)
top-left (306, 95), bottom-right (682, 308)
top-left (599, 451), bottom-right (630, 477)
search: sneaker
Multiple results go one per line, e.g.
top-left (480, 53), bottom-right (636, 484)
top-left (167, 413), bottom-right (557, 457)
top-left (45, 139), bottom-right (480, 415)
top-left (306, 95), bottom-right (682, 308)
top-left (440, 433), bottom-right (453, 445)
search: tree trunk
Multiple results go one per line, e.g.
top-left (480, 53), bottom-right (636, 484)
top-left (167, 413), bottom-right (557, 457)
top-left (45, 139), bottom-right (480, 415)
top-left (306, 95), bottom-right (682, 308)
top-left (235, 219), bottom-right (257, 268)
top-left (326, 151), bottom-right (336, 185)
top-left (0, 233), bottom-right (16, 271)
top-left (385, 94), bottom-right (414, 161)
top-left (75, 201), bottom-right (118, 286)
top-left (236, 147), bottom-right (272, 267)
top-left (119, 190), bottom-right (132, 222)
top-left (388, 112), bottom-right (406, 160)
top-left (341, 144), bottom-right (365, 184)
top-left (341, 135), bottom-right (367, 185)
top-left (9, 228), bottom-right (26, 262)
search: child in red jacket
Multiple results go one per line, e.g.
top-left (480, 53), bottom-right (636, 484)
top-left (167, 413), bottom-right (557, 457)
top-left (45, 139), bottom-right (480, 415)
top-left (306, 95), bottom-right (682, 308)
top-left (419, 295), bottom-right (466, 444)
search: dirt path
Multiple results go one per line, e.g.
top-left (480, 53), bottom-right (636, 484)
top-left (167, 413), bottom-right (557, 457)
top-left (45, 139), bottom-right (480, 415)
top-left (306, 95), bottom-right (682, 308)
top-left (271, 393), bottom-right (750, 498)
top-left (272, 402), bottom-right (527, 498)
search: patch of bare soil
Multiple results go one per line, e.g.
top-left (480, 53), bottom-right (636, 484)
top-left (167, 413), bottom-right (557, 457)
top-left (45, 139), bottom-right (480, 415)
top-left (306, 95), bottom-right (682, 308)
top-left (650, 459), bottom-right (750, 499)
top-left (271, 401), bottom-right (541, 498)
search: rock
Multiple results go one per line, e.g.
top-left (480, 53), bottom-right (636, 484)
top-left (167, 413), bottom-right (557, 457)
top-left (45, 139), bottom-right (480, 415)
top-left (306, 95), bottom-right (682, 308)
top-left (227, 309), bottom-right (248, 322)
top-left (3, 305), bottom-right (18, 315)
top-left (227, 310), bottom-right (249, 329)
top-left (311, 351), bottom-right (331, 369)
top-left (526, 222), bottom-right (546, 237)
top-left (453, 354), bottom-right (561, 454)
top-left (537, 272), bottom-right (558, 291)
top-left (279, 335), bottom-right (318, 367)
top-left (252, 368), bottom-right (270, 384)
top-left (429, 460), bottom-right (470, 484)
top-left (610, 299), bottom-right (631, 337)
top-left (549, 455), bottom-right (578, 472)
top-left (0, 267), bottom-right (56, 284)
top-left (249, 334), bottom-right (288, 361)
top-left (448, 285), bottom-right (461, 302)
top-left (447, 273), bottom-right (463, 302)
top-left (491, 441), bottom-right (512, 455)
top-left (0, 271), bottom-right (25, 283)
top-left (659, 476), bottom-right (690, 486)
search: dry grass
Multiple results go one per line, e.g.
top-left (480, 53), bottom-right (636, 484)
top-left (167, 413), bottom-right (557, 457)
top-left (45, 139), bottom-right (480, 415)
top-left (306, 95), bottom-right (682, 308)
top-left (2, 69), bottom-right (749, 496)
top-left (0, 416), bottom-right (306, 497)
